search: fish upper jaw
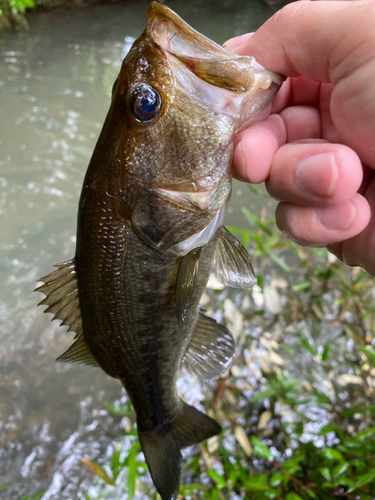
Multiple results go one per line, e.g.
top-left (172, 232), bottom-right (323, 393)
top-left (168, 52), bottom-right (281, 134)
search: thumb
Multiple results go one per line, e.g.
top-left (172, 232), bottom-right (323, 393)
top-left (230, 0), bottom-right (375, 84)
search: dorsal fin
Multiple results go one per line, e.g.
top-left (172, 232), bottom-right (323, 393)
top-left (35, 260), bottom-right (98, 367)
top-left (182, 312), bottom-right (235, 380)
top-left (36, 260), bottom-right (80, 331)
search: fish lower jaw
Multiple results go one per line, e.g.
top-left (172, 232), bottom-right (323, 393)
top-left (253, 61), bottom-right (285, 88)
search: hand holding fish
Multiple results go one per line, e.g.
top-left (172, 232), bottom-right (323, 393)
top-left (225, 0), bottom-right (375, 275)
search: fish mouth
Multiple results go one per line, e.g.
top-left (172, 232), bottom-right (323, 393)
top-left (146, 1), bottom-right (284, 93)
top-left (141, 1), bottom-right (284, 144)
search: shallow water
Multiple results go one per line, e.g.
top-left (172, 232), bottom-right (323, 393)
top-left (0, 1), bottom-right (275, 498)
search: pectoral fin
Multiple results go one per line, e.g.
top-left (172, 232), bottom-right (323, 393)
top-left (35, 260), bottom-right (98, 367)
top-left (182, 312), bottom-right (235, 380)
top-left (213, 227), bottom-right (256, 289)
top-left (174, 248), bottom-right (201, 329)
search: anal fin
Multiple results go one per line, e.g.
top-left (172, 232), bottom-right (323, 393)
top-left (182, 312), bottom-right (235, 380)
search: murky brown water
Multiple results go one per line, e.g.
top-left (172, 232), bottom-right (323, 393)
top-left (0, 1), bottom-right (275, 498)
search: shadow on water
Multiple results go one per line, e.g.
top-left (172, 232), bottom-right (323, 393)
top-left (0, 1), bottom-right (275, 498)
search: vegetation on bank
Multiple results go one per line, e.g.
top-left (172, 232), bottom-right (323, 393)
top-left (74, 189), bottom-right (375, 500)
top-left (0, 0), bottom-right (41, 29)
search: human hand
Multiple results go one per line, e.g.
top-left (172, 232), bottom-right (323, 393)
top-left (225, 0), bottom-right (375, 275)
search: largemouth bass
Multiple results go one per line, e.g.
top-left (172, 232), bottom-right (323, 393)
top-left (36, 3), bottom-right (283, 499)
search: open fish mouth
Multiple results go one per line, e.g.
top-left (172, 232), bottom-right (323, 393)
top-left (146, 1), bottom-right (283, 93)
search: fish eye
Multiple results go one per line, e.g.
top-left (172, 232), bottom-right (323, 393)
top-left (131, 84), bottom-right (162, 122)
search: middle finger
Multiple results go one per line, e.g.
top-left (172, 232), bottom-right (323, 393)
top-left (266, 141), bottom-right (364, 207)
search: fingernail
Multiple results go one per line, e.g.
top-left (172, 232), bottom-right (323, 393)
top-left (315, 201), bottom-right (356, 230)
top-left (223, 40), bottom-right (235, 51)
top-left (296, 152), bottom-right (338, 197)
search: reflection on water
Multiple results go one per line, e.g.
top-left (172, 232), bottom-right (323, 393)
top-left (0, 1), bottom-right (274, 498)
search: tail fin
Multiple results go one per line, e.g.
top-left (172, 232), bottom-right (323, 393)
top-left (138, 401), bottom-right (221, 500)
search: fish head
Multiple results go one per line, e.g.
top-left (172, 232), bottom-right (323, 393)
top-left (91, 2), bottom-right (284, 252)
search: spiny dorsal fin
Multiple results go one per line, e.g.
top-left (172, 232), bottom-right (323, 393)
top-left (35, 259), bottom-right (98, 367)
top-left (182, 312), bottom-right (235, 380)
top-left (174, 248), bottom-right (201, 329)
top-left (36, 259), bottom-right (80, 331)
top-left (213, 227), bottom-right (256, 289)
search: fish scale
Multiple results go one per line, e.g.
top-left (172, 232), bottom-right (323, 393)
top-left (36, 2), bottom-right (284, 499)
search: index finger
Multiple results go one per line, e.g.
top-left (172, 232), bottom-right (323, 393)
top-left (228, 0), bottom-right (374, 84)
top-left (224, 38), bottom-right (322, 111)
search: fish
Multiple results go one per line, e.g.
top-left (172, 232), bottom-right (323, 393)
top-left (35, 3), bottom-right (283, 499)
